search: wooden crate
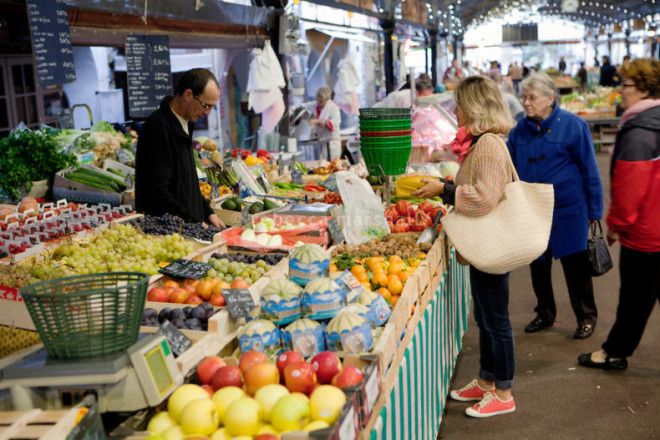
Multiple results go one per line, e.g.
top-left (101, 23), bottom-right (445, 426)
top-left (0, 405), bottom-right (101, 439)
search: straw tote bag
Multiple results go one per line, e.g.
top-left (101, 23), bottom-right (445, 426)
top-left (441, 134), bottom-right (555, 274)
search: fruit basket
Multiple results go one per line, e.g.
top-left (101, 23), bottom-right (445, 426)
top-left (20, 272), bottom-right (149, 360)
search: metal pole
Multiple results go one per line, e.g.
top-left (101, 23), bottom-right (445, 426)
top-left (381, 19), bottom-right (396, 94)
top-left (306, 36), bottom-right (335, 86)
top-left (625, 28), bottom-right (631, 57)
top-left (429, 29), bottom-right (438, 88)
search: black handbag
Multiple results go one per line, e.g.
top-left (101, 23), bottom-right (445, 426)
top-left (588, 221), bottom-right (613, 276)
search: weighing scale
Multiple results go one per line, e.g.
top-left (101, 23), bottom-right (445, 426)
top-left (0, 332), bottom-right (182, 413)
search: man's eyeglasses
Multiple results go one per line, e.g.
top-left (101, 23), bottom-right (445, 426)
top-left (194, 95), bottom-right (215, 111)
top-left (620, 83), bottom-right (636, 90)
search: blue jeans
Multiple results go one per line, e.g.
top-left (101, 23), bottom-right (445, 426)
top-left (470, 265), bottom-right (515, 390)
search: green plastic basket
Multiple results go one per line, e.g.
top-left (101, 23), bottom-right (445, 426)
top-left (360, 135), bottom-right (412, 148)
top-left (361, 144), bottom-right (412, 175)
top-left (20, 272), bottom-right (149, 360)
top-left (359, 119), bottom-right (412, 131)
top-left (359, 107), bottom-right (411, 120)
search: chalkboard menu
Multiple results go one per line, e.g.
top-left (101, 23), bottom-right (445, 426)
top-left (159, 260), bottom-right (212, 280)
top-left (126, 35), bottom-right (172, 118)
top-left (223, 289), bottom-right (257, 320)
top-left (26, 0), bottom-right (76, 87)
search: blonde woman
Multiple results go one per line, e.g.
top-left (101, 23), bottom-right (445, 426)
top-left (414, 76), bottom-right (516, 418)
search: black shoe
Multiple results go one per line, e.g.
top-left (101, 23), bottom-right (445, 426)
top-left (574, 323), bottom-right (595, 339)
top-left (577, 352), bottom-right (628, 371)
top-left (524, 317), bottom-right (553, 333)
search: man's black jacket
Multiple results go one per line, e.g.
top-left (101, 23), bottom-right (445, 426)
top-left (135, 97), bottom-right (212, 222)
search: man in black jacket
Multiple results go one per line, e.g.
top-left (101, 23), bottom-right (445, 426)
top-left (599, 55), bottom-right (619, 87)
top-left (136, 68), bottom-right (223, 227)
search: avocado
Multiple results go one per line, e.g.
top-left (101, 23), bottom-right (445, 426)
top-left (249, 202), bottom-right (265, 214)
top-left (263, 198), bottom-right (277, 211)
top-left (222, 199), bottom-right (237, 211)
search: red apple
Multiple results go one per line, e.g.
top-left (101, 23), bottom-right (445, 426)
top-left (197, 356), bottom-right (226, 385)
top-left (162, 280), bottom-right (179, 290)
top-left (283, 361), bottom-right (317, 394)
top-left (311, 351), bottom-right (342, 385)
top-left (147, 287), bottom-right (170, 303)
top-left (276, 351), bottom-right (305, 377)
top-left (209, 292), bottom-right (226, 307)
top-left (211, 365), bottom-right (243, 391)
top-left (239, 350), bottom-right (268, 375)
top-left (170, 288), bottom-right (190, 304)
top-left (331, 366), bottom-right (364, 390)
top-left (201, 384), bottom-right (214, 397)
top-left (244, 362), bottom-right (280, 395)
top-left (254, 435), bottom-right (278, 440)
top-left (185, 294), bottom-right (204, 305)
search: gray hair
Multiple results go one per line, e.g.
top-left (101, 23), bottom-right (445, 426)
top-left (521, 72), bottom-right (557, 99)
top-left (316, 87), bottom-right (332, 101)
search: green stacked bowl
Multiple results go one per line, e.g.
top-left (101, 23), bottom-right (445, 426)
top-left (359, 108), bottom-right (412, 176)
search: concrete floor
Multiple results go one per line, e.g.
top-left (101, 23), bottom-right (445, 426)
top-left (439, 153), bottom-right (660, 439)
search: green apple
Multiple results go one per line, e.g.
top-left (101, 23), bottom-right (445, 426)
top-left (271, 393), bottom-right (310, 432)
top-left (304, 420), bottom-right (330, 432)
top-left (309, 385), bottom-right (346, 424)
top-left (179, 399), bottom-right (220, 435)
top-left (210, 428), bottom-right (232, 440)
top-left (224, 397), bottom-right (261, 436)
top-left (168, 384), bottom-right (210, 422)
top-left (211, 386), bottom-right (246, 424)
top-left (255, 384), bottom-right (290, 422)
top-left (147, 411), bottom-right (177, 434)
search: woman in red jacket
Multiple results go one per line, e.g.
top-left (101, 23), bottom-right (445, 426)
top-left (578, 58), bottom-right (660, 371)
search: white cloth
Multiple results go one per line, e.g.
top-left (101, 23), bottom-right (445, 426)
top-left (247, 42), bottom-right (286, 114)
top-left (334, 58), bottom-right (361, 115)
top-left (313, 99), bottom-right (342, 160)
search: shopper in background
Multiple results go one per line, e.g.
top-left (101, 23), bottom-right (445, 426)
top-left (558, 56), bottom-right (567, 73)
top-left (375, 73), bottom-right (435, 108)
top-left (415, 74), bottom-right (435, 97)
top-left (522, 62), bottom-right (530, 78)
top-left (443, 58), bottom-right (465, 87)
top-left (509, 72), bottom-right (603, 339)
top-left (593, 56), bottom-right (600, 67)
top-left (463, 60), bottom-right (479, 77)
top-left (577, 62), bottom-right (588, 91)
top-left (414, 77), bottom-right (516, 418)
top-left (487, 61), bottom-right (502, 80)
top-left (309, 86), bottom-right (342, 159)
top-left (509, 62), bottom-right (523, 95)
top-left (599, 55), bottom-right (620, 87)
top-left (496, 74), bottom-right (524, 121)
top-left (136, 68), bottom-right (223, 227)
top-left (578, 58), bottom-right (660, 371)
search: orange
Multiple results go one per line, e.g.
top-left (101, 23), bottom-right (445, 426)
top-left (390, 295), bottom-right (399, 307)
top-left (351, 265), bottom-right (367, 277)
top-left (388, 255), bottom-right (403, 265)
top-left (398, 271), bottom-right (410, 283)
top-left (356, 273), bottom-right (370, 284)
top-left (387, 274), bottom-right (403, 295)
top-left (330, 263), bottom-right (339, 272)
top-left (416, 252), bottom-right (427, 259)
top-left (388, 262), bottom-right (405, 275)
top-left (373, 272), bottom-right (389, 288)
top-left (377, 287), bottom-right (392, 301)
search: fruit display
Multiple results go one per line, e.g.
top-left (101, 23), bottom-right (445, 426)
top-left (211, 252), bottom-right (286, 266)
top-left (141, 303), bottom-right (216, 331)
top-left (238, 319), bottom-right (281, 355)
top-left (325, 309), bottom-right (373, 353)
top-left (289, 244), bottom-right (331, 287)
top-left (148, 278), bottom-right (227, 307)
top-left (323, 192), bottom-right (343, 205)
top-left (149, 350), bottom-right (353, 438)
top-left (3, 224), bottom-right (194, 287)
top-left (281, 318), bottom-right (326, 356)
top-left (199, 182), bottom-right (212, 200)
top-left (206, 256), bottom-right (273, 286)
top-left (138, 213), bottom-right (223, 242)
top-left (240, 228), bottom-right (283, 248)
top-left (560, 87), bottom-right (619, 116)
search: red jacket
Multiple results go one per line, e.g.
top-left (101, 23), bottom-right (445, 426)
top-left (607, 105), bottom-right (660, 252)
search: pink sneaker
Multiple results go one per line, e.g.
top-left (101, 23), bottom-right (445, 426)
top-left (465, 392), bottom-right (516, 418)
top-left (449, 379), bottom-right (494, 402)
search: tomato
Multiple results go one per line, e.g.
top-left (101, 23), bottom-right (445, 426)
top-left (393, 218), bottom-right (411, 233)
top-left (385, 205), bottom-right (400, 223)
top-left (395, 200), bottom-right (412, 217)
top-left (418, 201), bottom-right (434, 214)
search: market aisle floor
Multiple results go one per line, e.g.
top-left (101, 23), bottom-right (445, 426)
top-left (438, 153), bottom-right (660, 440)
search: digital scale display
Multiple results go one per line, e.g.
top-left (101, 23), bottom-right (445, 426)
top-left (144, 343), bottom-right (173, 395)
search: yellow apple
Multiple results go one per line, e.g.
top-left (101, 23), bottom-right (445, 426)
top-left (168, 384), bottom-right (210, 422)
top-left (304, 420), bottom-right (330, 432)
top-left (224, 397), bottom-right (261, 437)
top-left (147, 411), bottom-right (177, 434)
top-left (255, 384), bottom-right (290, 422)
top-left (210, 428), bottom-right (232, 440)
top-left (271, 393), bottom-right (310, 432)
top-left (309, 385), bottom-right (346, 424)
top-left (211, 386), bottom-right (246, 424)
top-left (180, 399), bottom-right (220, 435)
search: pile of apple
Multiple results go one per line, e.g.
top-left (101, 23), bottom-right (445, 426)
top-left (146, 350), bottom-right (363, 439)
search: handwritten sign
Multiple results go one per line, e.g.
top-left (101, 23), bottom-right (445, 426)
top-left (126, 35), bottom-right (172, 118)
top-left (159, 260), bottom-right (212, 280)
top-left (223, 288), bottom-right (257, 320)
top-left (159, 321), bottom-right (192, 357)
top-left (328, 218), bottom-right (345, 245)
top-left (26, 0), bottom-right (76, 87)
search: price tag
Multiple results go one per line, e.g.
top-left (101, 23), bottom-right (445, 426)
top-left (327, 218), bottom-right (345, 245)
top-left (321, 174), bottom-right (338, 192)
top-left (158, 320), bottom-right (192, 357)
top-left (223, 289), bottom-right (257, 320)
top-left (241, 206), bottom-right (251, 226)
top-left (159, 260), bottom-right (212, 280)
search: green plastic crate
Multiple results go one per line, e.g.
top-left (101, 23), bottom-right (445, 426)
top-left (20, 272), bottom-right (148, 360)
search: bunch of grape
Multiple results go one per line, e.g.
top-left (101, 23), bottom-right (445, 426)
top-left (28, 224), bottom-right (194, 279)
top-left (138, 214), bottom-right (222, 242)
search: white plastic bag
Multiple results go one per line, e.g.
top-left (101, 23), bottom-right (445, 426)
top-left (335, 171), bottom-right (389, 245)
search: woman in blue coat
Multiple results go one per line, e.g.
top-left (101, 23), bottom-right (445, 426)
top-left (508, 72), bottom-right (604, 339)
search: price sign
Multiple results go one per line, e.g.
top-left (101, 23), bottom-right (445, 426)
top-left (291, 168), bottom-right (303, 185)
top-left (321, 174), bottom-right (338, 192)
top-left (158, 321), bottom-right (192, 357)
top-left (159, 260), bottom-right (212, 279)
top-left (328, 218), bottom-right (345, 245)
top-left (126, 35), bottom-right (172, 118)
top-left (26, 0), bottom-right (76, 87)
top-left (223, 289), bottom-right (257, 320)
